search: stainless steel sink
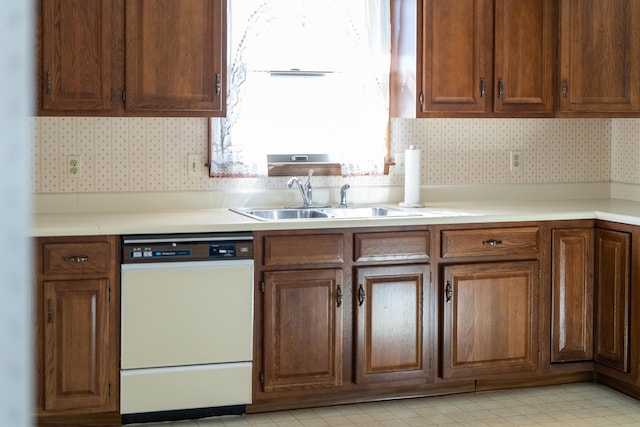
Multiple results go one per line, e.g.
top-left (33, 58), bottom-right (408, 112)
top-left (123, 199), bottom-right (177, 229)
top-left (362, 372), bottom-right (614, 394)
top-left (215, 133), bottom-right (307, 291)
top-left (232, 208), bottom-right (330, 220)
top-left (230, 206), bottom-right (422, 221)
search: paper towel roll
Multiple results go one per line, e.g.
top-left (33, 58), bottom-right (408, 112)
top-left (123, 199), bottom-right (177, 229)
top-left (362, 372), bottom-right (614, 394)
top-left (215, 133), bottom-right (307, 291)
top-left (400, 146), bottom-right (424, 208)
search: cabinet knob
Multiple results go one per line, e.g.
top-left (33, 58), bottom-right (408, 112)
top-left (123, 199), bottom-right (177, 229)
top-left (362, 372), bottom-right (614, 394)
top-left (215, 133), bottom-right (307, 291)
top-left (445, 281), bottom-right (452, 302)
top-left (497, 79), bottom-right (504, 99)
top-left (47, 299), bottom-right (53, 323)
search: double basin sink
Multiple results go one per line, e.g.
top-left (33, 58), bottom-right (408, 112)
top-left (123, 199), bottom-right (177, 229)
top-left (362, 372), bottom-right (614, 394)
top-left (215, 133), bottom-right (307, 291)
top-left (231, 206), bottom-right (422, 221)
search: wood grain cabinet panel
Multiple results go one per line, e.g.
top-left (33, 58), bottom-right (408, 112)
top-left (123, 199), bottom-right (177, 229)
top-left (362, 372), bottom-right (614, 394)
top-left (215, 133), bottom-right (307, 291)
top-left (354, 231), bottom-right (429, 262)
top-left (551, 228), bottom-right (594, 362)
top-left (125, 0), bottom-right (226, 114)
top-left (413, 0), bottom-right (555, 116)
top-left (441, 261), bottom-right (539, 379)
top-left (594, 229), bottom-right (631, 372)
top-left (441, 226), bottom-right (539, 258)
top-left (493, 0), bottom-right (556, 114)
top-left (38, 0), bottom-right (226, 116)
top-left (354, 265), bottom-right (431, 384)
top-left (263, 234), bottom-right (345, 266)
top-left (35, 235), bottom-right (120, 425)
top-left (43, 279), bottom-right (110, 412)
top-left (40, 0), bottom-right (115, 112)
top-left (262, 269), bottom-right (344, 392)
top-left (419, 0), bottom-right (491, 114)
top-left (559, 0), bottom-right (640, 114)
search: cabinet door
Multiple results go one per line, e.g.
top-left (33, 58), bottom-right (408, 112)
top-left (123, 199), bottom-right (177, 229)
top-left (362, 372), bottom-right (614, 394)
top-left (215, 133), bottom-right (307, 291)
top-left (494, 0), bottom-right (556, 114)
top-left (551, 228), bottom-right (593, 362)
top-left (419, 0), bottom-right (492, 114)
top-left (41, 0), bottom-right (114, 112)
top-left (125, 0), bottom-right (226, 115)
top-left (262, 269), bottom-right (344, 392)
top-left (442, 261), bottom-right (539, 379)
top-left (594, 229), bottom-right (631, 372)
top-left (559, 0), bottom-right (640, 113)
top-left (354, 265), bottom-right (431, 384)
top-left (43, 279), bottom-right (111, 412)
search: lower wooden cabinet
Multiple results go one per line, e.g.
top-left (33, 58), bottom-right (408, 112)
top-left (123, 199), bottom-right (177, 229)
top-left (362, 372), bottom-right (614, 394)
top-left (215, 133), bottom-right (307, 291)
top-left (441, 261), bottom-right (539, 379)
top-left (35, 235), bottom-right (120, 425)
top-left (594, 228), bottom-right (631, 373)
top-left (252, 228), bottom-right (432, 411)
top-left (354, 264), bottom-right (431, 384)
top-left (551, 228), bottom-right (594, 363)
top-left (262, 269), bottom-right (344, 392)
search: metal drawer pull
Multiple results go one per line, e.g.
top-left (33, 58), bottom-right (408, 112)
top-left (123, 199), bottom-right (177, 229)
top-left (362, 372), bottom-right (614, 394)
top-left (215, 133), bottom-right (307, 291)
top-left (358, 284), bottom-right (366, 306)
top-left (482, 239), bottom-right (503, 246)
top-left (445, 281), bottom-right (452, 302)
top-left (337, 285), bottom-right (343, 307)
top-left (63, 256), bottom-right (89, 263)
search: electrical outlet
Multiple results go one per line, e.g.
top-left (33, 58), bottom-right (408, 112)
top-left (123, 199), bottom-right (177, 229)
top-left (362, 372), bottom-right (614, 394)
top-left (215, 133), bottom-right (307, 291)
top-left (394, 152), bottom-right (405, 174)
top-left (188, 154), bottom-right (201, 177)
top-left (67, 155), bottom-right (82, 178)
top-left (510, 150), bottom-right (522, 172)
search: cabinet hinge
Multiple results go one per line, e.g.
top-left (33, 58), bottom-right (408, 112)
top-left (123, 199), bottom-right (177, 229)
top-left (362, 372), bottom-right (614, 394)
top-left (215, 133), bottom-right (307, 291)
top-left (108, 287), bottom-right (111, 302)
top-left (261, 281), bottom-right (265, 293)
top-left (108, 383), bottom-right (111, 397)
top-left (260, 372), bottom-right (264, 384)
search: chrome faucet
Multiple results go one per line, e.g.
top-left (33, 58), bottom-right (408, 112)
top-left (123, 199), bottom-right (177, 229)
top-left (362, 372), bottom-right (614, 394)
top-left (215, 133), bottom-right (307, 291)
top-left (287, 169), bottom-right (314, 207)
top-left (338, 183), bottom-right (350, 208)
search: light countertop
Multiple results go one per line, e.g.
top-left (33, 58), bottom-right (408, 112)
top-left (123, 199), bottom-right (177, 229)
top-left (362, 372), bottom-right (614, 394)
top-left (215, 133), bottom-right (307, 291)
top-left (32, 197), bottom-right (640, 237)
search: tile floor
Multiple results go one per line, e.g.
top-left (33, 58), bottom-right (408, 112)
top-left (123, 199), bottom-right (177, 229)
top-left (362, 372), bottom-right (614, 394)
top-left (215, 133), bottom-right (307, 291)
top-left (128, 382), bottom-right (640, 427)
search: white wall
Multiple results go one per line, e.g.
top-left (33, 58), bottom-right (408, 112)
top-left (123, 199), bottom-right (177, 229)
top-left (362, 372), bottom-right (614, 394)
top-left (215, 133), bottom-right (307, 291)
top-left (0, 0), bottom-right (34, 426)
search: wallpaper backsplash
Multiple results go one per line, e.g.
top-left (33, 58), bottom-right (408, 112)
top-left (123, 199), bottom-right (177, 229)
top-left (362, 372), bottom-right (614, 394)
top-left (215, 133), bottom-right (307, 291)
top-left (32, 117), bottom-right (639, 194)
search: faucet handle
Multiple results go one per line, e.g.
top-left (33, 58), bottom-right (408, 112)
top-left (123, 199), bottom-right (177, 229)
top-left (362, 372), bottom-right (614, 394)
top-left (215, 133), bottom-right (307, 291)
top-left (339, 183), bottom-right (350, 208)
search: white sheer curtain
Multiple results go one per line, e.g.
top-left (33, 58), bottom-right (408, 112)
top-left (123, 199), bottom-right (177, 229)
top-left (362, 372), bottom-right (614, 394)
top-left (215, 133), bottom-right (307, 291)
top-left (211, 0), bottom-right (391, 177)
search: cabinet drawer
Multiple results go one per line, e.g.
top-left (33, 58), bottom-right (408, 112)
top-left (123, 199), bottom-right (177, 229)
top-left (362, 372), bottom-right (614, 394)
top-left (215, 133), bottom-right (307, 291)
top-left (264, 234), bottom-right (345, 266)
top-left (441, 227), bottom-right (539, 258)
top-left (355, 231), bottom-right (429, 262)
top-left (42, 242), bottom-right (112, 275)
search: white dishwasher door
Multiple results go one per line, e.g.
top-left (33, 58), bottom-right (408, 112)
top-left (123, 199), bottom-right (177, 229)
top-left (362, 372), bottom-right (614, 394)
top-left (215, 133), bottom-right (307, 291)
top-left (121, 260), bottom-right (254, 369)
top-left (120, 260), bottom-right (254, 415)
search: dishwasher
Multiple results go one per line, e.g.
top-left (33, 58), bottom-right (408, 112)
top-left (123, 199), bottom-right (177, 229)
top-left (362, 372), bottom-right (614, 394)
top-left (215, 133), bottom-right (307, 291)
top-left (120, 232), bottom-right (254, 424)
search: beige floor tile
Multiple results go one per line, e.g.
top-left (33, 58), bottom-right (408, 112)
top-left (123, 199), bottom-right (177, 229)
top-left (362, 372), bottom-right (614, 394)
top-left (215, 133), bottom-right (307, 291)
top-left (121, 382), bottom-right (640, 427)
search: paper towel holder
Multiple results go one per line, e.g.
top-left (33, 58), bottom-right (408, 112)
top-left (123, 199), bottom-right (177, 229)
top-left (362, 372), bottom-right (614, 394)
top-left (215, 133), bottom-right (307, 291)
top-left (399, 145), bottom-right (425, 208)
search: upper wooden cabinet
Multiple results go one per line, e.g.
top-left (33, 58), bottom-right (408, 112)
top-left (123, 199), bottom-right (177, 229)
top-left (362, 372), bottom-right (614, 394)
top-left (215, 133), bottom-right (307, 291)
top-left (124, 0), bottom-right (225, 114)
top-left (559, 0), bottom-right (640, 115)
top-left (38, 0), bottom-right (226, 117)
top-left (392, 0), bottom-right (556, 117)
top-left (40, 0), bottom-right (115, 113)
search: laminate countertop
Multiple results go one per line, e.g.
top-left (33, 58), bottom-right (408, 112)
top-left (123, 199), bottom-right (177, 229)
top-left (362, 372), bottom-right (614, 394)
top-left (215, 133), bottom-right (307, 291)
top-left (32, 198), bottom-right (640, 237)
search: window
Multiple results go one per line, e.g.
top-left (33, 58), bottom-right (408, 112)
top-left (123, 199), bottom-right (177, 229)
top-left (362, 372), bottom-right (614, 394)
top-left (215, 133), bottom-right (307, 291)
top-left (210, 0), bottom-right (391, 177)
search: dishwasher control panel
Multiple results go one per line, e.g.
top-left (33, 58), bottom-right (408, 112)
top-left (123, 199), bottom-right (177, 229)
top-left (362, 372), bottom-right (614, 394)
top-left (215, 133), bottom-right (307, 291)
top-left (122, 233), bottom-right (254, 263)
